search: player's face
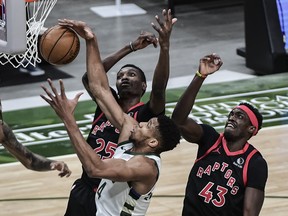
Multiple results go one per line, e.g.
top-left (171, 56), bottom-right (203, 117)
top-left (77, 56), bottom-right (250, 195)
top-left (116, 67), bottom-right (145, 98)
top-left (224, 108), bottom-right (252, 141)
top-left (130, 118), bottom-right (159, 145)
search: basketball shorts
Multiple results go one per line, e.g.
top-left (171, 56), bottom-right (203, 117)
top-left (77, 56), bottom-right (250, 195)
top-left (64, 178), bottom-right (97, 216)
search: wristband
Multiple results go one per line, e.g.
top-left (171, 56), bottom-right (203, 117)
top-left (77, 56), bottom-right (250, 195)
top-left (195, 70), bottom-right (207, 78)
top-left (129, 41), bottom-right (136, 52)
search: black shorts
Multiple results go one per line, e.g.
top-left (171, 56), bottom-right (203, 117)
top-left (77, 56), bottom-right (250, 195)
top-left (64, 178), bottom-right (97, 216)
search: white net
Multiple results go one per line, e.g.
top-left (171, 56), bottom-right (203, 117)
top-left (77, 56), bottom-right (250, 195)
top-left (0, 0), bottom-right (57, 68)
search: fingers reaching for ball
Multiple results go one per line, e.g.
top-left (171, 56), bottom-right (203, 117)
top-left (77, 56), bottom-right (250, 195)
top-left (198, 53), bottom-right (223, 77)
top-left (201, 53), bottom-right (222, 67)
top-left (58, 19), bottom-right (94, 40)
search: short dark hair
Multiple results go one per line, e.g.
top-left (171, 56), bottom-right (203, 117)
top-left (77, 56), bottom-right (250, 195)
top-left (155, 115), bottom-right (181, 154)
top-left (120, 64), bottom-right (146, 83)
top-left (239, 102), bottom-right (263, 130)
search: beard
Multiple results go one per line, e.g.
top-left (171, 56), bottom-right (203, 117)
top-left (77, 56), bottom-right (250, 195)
top-left (129, 135), bottom-right (135, 143)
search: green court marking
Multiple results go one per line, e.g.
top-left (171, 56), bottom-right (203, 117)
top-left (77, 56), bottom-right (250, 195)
top-left (1, 73), bottom-right (288, 164)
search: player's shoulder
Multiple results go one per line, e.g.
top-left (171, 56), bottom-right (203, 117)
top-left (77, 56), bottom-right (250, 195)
top-left (248, 145), bottom-right (268, 168)
top-left (248, 143), bottom-right (265, 158)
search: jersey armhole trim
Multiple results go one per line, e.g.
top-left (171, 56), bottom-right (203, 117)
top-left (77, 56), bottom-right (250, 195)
top-left (243, 149), bottom-right (258, 187)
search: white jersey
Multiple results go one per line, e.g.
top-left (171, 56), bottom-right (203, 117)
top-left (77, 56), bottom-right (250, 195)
top-left (95, 141), bottom-right (161, 216)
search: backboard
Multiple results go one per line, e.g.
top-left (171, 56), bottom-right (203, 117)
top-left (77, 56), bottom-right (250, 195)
top-left (0, 0), bottom-right (26, 54)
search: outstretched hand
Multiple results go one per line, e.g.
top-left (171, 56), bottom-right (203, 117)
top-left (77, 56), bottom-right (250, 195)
top-left (50, 160), bottom-right (72, 178)
top-left (198, 53), bottom-right (223, 77)
top-left (151, 9), bottom-right (177, 48)
top-left (131, 31), bottom-right (158, 51)
top-left (40, 79), bottom-right (83, 121)
top-left (58, 19), bottom-right (94, 40)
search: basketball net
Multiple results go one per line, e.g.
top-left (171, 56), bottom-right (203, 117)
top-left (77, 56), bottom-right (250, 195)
top-left (0, 0), bottom-right (57, 68)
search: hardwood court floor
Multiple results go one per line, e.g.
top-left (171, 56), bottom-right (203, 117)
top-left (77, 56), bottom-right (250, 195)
top-left (0, 125), bottom-right (287, 216)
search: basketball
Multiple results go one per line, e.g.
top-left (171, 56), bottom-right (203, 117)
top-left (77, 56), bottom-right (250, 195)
top-left (39, 25), bottom-right (80, 65)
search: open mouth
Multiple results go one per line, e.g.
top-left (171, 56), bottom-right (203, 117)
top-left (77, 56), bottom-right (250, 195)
top-left (226, 121), bottom-right (236, 129)
top-left (121, 82), bottom-right (130, 87)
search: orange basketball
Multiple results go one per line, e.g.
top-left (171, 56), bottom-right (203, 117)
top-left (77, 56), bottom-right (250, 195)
top-left (39, 25), bottom-right (80, 65)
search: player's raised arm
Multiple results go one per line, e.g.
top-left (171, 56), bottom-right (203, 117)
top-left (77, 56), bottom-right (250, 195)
top-left (149, 9), bottom-right (177, 115)
top-left (85, 29), bottom-right (136, 134)
top-left (172, 54), bottom-right (222, 143)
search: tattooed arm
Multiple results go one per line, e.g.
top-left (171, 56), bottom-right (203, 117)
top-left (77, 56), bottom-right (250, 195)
top-left (0, 121), bottom-right (71, 177)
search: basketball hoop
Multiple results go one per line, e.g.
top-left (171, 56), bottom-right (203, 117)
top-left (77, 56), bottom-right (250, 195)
top-left (0, 0), bottom-right (57, 68)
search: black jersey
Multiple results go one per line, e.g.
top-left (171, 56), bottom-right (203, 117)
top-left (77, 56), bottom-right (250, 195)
top-left (81, 88), bottom-right (162, 190)
top-left (182, 124), bottom-right (268, 216)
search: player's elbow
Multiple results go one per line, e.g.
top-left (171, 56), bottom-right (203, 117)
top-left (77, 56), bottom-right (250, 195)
top-left (85, 167), bottom-right (98, 178)
top-left (85, 164), bottom-right (103, 178)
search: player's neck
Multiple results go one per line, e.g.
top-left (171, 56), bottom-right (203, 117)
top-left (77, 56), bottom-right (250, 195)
top-left (119, 97), bottom-right (141, 112)
top-left (225, 138), bottom-right (248, 152)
